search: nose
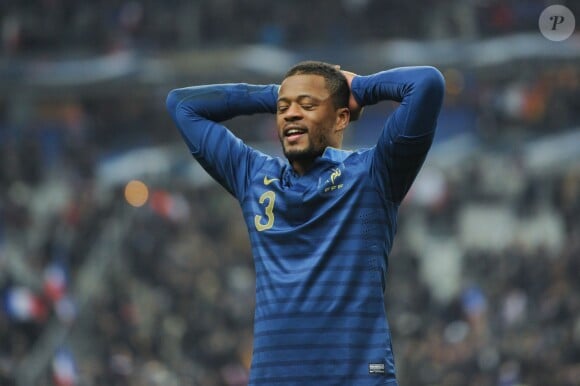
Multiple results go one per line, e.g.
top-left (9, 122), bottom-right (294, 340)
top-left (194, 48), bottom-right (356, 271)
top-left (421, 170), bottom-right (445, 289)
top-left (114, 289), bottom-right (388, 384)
top-left (283, 103), bottom-right (302, 121)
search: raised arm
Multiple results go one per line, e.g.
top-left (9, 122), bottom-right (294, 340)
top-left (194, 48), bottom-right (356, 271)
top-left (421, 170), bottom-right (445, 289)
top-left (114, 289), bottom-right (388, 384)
top-left (166, 83), bottom-right (278, 199)
top-left (349, 66), bottom-right (445, 203)
top-left (166, 83), bottom-right (278, 123)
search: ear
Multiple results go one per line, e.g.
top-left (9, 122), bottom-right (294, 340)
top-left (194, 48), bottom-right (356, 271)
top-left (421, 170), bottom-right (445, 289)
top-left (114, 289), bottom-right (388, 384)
top-left (334, 107), bottom-right (350, 133)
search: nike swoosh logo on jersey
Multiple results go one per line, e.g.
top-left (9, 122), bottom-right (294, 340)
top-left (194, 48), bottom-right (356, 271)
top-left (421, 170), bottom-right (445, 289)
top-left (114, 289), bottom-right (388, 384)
top-left (263, 176), bottom-right (279, 185)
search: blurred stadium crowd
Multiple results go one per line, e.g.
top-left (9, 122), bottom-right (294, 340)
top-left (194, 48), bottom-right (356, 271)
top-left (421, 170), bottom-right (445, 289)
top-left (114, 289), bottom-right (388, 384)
top-left (0, 0), bottom-right (571, 54)
top-left (1, 1), bottom-right (580, 385)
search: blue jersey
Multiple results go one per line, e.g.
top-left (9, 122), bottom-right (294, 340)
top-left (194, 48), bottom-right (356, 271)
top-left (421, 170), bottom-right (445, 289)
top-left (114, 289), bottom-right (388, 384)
top-left (167, 67), bottom-right (445, 385)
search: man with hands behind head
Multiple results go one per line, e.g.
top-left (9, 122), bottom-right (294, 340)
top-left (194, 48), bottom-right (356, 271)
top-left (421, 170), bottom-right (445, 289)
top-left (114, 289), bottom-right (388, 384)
top-left (167, 61), bottom-right (445, 386)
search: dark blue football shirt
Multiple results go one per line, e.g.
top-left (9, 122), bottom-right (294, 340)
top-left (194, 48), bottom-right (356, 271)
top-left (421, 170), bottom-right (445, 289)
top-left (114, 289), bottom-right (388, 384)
top-left (167, 66), bottom-right (445, 385)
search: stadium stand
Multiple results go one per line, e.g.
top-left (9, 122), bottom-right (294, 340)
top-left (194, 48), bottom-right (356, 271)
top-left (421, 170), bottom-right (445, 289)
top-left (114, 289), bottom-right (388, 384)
top-left (0, 1), bottom-right (579, 385)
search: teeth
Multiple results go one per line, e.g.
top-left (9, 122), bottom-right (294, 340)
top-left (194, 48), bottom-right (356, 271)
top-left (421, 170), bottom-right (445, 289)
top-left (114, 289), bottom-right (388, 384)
top-left (286, 129), bottom-right (303, 136)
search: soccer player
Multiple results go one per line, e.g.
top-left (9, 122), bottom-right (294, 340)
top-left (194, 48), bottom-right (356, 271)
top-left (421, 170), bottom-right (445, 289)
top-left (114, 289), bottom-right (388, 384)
top-left (166, 61), bottom-right (445, 386)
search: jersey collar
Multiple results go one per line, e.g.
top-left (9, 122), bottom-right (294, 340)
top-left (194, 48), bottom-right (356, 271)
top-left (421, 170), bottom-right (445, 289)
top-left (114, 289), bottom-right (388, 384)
top-left (282, 147), bottom-right (351, 183)
top-left (320, 147), bottom-right (351, 164)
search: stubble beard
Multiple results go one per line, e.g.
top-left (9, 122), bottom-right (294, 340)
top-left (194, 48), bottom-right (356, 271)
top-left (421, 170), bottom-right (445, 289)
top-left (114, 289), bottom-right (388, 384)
top-left (281, 131), bottom-right (329, 163)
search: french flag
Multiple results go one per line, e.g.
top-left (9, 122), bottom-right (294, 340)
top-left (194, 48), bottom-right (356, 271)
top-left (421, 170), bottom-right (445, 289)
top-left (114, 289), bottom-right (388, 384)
top-left (43, 261), bottom-right (68, 302)
top-left (3, 286), bottom-right (47, 322)
top-left (52, 348), bottom-right (78, 386)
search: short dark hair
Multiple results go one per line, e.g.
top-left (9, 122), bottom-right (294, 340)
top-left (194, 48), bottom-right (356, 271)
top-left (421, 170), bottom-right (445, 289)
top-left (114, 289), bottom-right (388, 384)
top-left (284, 61), bottom-right (349, 109)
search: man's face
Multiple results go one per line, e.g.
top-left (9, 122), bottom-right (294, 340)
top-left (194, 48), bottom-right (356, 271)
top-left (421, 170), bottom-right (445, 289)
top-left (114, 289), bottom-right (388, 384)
top-left (276, 74), bottom-right (344, 162)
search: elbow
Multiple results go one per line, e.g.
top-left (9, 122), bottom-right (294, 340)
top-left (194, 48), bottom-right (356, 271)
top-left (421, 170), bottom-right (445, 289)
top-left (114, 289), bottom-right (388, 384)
top-left (410, 67), bottom-right (445, 136)
top-left (419, 66), bottom-right (445, 94)
top-left (419, 66), bottom-right (445, 103)
top-left (165, 89), bottom-right (181, 117)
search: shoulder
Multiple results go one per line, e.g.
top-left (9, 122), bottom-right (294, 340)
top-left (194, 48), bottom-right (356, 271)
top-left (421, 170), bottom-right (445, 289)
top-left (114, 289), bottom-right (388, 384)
top-left (249, 152), bottom-right (287, 179)
top-left (322, 147), bottom-right (369, 161)
top-left (321, 147), bottom-right (377, 181)
top-left (323, 146), bottom-right (375, 166)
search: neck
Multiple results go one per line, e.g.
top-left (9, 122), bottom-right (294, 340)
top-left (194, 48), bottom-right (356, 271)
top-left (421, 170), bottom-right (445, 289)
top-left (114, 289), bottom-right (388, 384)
top-left (290, 158), bottom-right (315, 176)
top-left (286, 142), bottom-right (341, 175)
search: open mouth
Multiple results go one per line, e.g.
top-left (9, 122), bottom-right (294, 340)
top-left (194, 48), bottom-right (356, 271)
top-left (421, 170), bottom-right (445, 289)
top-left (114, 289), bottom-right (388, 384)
top-left (284, 126), bottom-right (307, 142)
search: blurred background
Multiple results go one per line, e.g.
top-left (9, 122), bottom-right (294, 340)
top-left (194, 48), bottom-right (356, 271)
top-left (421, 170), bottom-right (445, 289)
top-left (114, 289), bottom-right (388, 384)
top-left (1, 0), bottom-right (579, 385)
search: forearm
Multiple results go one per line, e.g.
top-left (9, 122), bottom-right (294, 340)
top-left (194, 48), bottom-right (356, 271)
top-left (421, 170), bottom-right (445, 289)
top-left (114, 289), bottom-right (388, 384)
top-left (350, 66), bottom-right (445, 138)
top-left (166, 83), bottom-right (279, 123)
top-left (166, 83), bottom-right (277, 199)
top-left (363, 66), bottom-right (445, 203)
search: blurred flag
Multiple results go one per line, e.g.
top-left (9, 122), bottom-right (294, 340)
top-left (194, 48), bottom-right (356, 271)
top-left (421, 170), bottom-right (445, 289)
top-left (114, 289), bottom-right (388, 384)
top-left (43, 261), bottom-right (68, 302)
top-left (52, 348), bottom-right (78, 386)
top-left (3, 286), bottom-right (47, 322)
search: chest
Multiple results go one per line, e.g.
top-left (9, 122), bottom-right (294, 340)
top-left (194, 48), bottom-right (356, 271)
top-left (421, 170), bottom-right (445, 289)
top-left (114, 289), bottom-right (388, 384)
top-left (245, 163), bottom-right (374, 230)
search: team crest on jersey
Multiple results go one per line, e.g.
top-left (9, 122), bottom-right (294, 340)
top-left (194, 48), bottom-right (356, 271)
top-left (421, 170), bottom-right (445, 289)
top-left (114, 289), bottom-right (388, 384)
top-left (318, 167), bottom-right (345, 195)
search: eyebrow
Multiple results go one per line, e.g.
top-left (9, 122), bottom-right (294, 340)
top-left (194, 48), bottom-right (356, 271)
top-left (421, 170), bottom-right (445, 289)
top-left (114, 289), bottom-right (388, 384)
top-left (277, 94), bottom-right (323, 103)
